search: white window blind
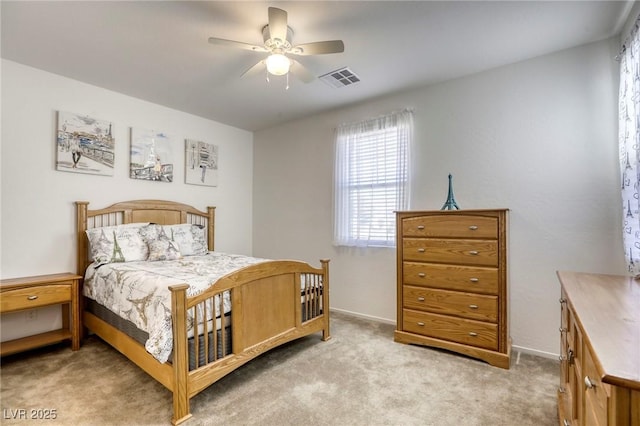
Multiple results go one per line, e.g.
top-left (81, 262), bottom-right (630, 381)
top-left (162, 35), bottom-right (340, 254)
top-left (333, 109), bottom-right (413, 247)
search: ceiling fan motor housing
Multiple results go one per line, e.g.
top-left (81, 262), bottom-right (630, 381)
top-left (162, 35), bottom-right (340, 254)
top-left (262, 25), bottom-right (294, 52)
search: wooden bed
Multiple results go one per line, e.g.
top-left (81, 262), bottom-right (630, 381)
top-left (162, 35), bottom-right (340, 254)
top-left (75, 200), bottom-right (330, 425)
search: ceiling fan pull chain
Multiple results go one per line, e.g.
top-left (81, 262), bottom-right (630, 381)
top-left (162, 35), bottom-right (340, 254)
top-left (286, 72), bottom-right (290, 90)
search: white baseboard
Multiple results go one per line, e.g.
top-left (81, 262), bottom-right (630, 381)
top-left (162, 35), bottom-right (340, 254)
top-left (330, 307), bottom-right (395, 325)
top-left (512, 344), bottom-right (558, 360)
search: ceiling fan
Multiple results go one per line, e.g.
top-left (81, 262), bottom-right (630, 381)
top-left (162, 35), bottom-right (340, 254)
top-left (208, 7), bottom-right (344, 85)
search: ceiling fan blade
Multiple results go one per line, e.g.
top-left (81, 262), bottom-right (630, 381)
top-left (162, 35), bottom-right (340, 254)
top-left (240, 60), bottom-right (266, 79)
top-left (291, 40), bottom-right (345, 56)
top-left (290, 60), bottom-right (315, 83)
top-left (208, 37), bottom-right (267, 53)
top-left (268, 7), bottom-right (288, 42)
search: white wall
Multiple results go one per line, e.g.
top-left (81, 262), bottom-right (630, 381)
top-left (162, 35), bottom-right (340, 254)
top-left (1, 60), bottom-right (254, 340)
top-left (253, 37), bottom-right (625, 358)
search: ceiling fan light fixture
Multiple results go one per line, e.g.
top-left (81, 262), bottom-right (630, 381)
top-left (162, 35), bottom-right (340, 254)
top-left (265, 53), bottom-right (291, 76)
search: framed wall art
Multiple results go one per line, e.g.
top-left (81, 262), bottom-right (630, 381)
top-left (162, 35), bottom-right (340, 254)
top-left (130, 128), bottom-right (174, 182)
top-left (185, 139), bottom-right (218, 187)
top-left (56, 111), bottom-right (114, 176)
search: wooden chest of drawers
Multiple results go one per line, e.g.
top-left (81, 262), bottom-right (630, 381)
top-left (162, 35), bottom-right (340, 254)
top-left (394, 209), bottom-right (510, 369)
top-left (557, 271), bottom-right (640, 426)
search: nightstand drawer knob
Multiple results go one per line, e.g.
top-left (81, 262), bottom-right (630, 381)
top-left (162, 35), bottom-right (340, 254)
top-left (469, 250), bottom-right (479, 255)
top-left (469, 277), bottom-right (479, 282)
top-left (417, 248), bottom-right (425, 253)
top-left (417, 297), bottom-right (425, 302)
top-left (468, 332), bottom-right (478, 337)
top-left (417, 225), bottom-right (425, 230)
top-left (417, 322), bottom-right (425, 326)
top-left (469, 225), bottom-right (478, 230)
top-left (27, 295), bottom-right (38, 301)
top-left (469, 304), bottom-right (478, 309)
top-left (418, 273), bottom-right (426, 278)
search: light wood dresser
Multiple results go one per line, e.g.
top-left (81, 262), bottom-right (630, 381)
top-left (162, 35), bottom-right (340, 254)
top-left (0, 273), bottom-right (82, 356)
top-left (394, 209), bottom-right (510, 369)
top-left (557, 271), bottom-right (640, 426)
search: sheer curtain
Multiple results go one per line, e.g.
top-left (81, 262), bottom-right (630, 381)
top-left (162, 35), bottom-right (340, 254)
top-left (619, 15), bottom-right (640, 277)
top-left (333, 109), bottom-right (412, 247)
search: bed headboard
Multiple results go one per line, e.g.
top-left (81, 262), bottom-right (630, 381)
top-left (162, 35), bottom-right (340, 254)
top-left (75, 200), bottom-right (215, 276)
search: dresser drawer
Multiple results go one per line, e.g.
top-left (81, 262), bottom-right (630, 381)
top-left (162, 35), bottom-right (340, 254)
top-left (0, 284), bottom-right (72, 312)
top-left (403, 238), bottom-right (498, 267)
top-left (583, 343), bottom-right (608, 426)
top-left (403, 262), bottom-right (499, 294)
top-left (402, 215), bottom-right (498, 239)
top-left (403, 285), bottom-right (498, 322)
top-left (402, 309), bottom-right (498, 350)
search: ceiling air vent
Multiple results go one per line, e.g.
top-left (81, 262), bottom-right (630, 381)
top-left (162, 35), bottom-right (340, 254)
top-left (319, 67), bottom-right (361, 88)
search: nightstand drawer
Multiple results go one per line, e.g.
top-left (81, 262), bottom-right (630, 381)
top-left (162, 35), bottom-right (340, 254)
top-left (1, 284), bottom-right (71, 312)
top-left (402, 215), bottom-right (497, 239)
top-left (403, 238), bottom-right (498, 266)
top-left (403, 285), bottom-right (498, 322)
top-left (403, 309), bottom-right (498, 350)
top-left (402, 262), bottom-right (499, 294)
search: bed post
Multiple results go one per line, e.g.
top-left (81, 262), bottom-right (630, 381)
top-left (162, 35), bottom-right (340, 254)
top-left (169, 283), bottom-right (192, 425)
top-left (207, 207), bottom-right (216, 251)
top-left (75, 201), bottom-right (89, 277)
top-left (320, 259), bottom-right (331, 341)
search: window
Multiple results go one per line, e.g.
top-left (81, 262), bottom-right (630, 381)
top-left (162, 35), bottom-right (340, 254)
top-left (333, 109), bottom-right (413, 247)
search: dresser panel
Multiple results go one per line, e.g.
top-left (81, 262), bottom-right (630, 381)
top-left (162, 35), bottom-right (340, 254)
top-left (402, 238), bottom-right (498, 267)
top-left (402, 309), bottom-right (498, 351)
top-left (402, 215), bottom-right (498, 239)
top-left (402, 262), bottom-right (499, 294)
top-left (403, 285), bottom-right (497, 322)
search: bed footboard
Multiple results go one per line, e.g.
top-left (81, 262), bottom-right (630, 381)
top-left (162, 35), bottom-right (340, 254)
top-left (169, 259), bottom-right (330, 425)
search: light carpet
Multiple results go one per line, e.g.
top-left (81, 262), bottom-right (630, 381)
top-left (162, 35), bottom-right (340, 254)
top-left (0, 312), bottom-right (558, 425)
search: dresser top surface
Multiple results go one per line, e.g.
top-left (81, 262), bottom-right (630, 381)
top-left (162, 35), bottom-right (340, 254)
top-left (557, 270), bottom-right (640, 390)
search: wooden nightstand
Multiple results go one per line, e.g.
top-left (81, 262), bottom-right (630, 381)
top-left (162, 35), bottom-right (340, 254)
top-left (0, 273), bottom-right (82, 356)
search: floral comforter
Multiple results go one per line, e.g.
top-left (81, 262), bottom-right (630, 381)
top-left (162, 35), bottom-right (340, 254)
top-left (83, 252), bottom-right (268, 363)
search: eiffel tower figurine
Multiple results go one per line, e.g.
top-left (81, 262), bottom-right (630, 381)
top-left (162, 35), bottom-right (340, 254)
top-left (441, 174), bottom-right (460, 210)
top-left (111, 230), bottom-right (125, 263)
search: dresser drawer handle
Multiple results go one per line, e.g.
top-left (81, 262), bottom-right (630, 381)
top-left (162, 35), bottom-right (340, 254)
top-left (468, 332), bottom-right (478, 337)
top-left (418, 273), bottom-right (426, 278)
top-left (417, 225), bottom-right (425, 230)
top-left (469, 277), bottom-right (479, 282)
top-left (417, 322), bottom-right (425, 327)
top-left (584, 376), bottom-right (595, 389)
top-left (469, 225), bottom-right (478, 230)
top-left (417, 248), bottom-right (425, 253)
top-left (469, 250), bottom-right (479, 255)
top-left (27, 295), bottom-right (39, 301)
top-left (469, 304), bottom-right (478, 309)
top-left (563, 419), bottom-right (571, 426)
top-left (417, 297), bottom-right (425, 302)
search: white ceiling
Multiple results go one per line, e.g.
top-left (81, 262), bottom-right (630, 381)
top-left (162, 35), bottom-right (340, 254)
top-left (1, 1), bottom-right (634, 131)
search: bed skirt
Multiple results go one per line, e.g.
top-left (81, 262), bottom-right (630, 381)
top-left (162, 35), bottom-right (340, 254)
top-left (85, 298), bottom-right (232, 370)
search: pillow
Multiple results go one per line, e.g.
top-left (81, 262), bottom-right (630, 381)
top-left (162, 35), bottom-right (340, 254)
top-left (146, 231), bottom-right (183, 261)
top-left (85, 223), bottom-right (150, 265)
top-left (162, 223), bottom-right (208, 256)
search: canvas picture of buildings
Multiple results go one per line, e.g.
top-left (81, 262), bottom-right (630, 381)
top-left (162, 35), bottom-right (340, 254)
top-left (56, 111), bottom-right (114, 176)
